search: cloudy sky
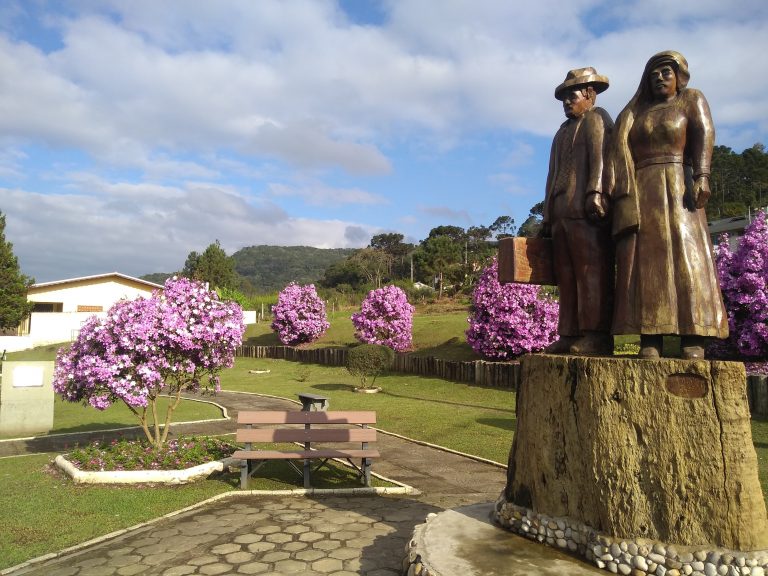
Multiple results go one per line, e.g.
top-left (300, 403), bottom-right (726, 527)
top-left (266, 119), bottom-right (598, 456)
top-left (1, 0), bottom-right (766, 282)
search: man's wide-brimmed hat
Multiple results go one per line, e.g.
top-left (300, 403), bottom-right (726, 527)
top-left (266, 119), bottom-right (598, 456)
top-left (555, 67), bottom-right (609, 100)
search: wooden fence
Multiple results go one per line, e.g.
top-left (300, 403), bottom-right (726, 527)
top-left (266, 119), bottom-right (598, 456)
top-left (235, 345), bottom-right (520, 389)
top-left (748, 374), bottom-right (768, 417)
top-left (235, 345), bottom-right (768, 414)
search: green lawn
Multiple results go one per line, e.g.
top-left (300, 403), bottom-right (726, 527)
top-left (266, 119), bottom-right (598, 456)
top-left (5, 342), bottom-right (63, 361)
top-left (0, 453), bottom-right (235, 569)
top-left (224, 357), bottom-right (515, 463)
top-left (244, 307), bottom-right (481, 360)
top-left (0, 396), bottom-right (225, 440)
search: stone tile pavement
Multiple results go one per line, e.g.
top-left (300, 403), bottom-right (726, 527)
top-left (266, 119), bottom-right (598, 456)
top-left (11, 494), bottom-right (439, 576)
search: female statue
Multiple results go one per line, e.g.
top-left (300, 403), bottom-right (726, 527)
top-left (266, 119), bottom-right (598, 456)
top-left (610, 50), bottom-right (728, 359)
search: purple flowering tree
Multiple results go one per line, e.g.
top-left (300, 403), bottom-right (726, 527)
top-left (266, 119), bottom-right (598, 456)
top-left (351, 285), bottom-right (415, 352)
top-left (710, 210), bottom-right (768, 363)
top-left (53, 277), bottom-right (245, 447)
top-left (271, 282), bottom-right (330, 345)
top-left (466, 258), bottom-right (558, 359)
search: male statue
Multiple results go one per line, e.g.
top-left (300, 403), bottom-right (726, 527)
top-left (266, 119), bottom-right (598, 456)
top-left (541, 67), bottom-right (615, 355)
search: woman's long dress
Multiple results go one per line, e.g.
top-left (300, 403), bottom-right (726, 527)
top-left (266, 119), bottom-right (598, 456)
top-left (612, 89), bottom-right (728, 337)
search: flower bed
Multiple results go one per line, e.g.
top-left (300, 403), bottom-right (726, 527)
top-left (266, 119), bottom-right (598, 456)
top-left (66, 436), bottom-right (236, 471)
top-left (55, 436), bottom-right (239, 485)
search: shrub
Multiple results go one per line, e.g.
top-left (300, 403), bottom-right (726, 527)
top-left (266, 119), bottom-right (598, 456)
top-left (466, 257), bottom-right (559, 359)
top-left (351, 285), bottom-right (415, 352)
top-left (216, 286), bottom-right (252, 309)
top-left (346, 344), bottom-right (395, 389)
top-left (271, 283), bottom-right (330, 345)
top-left (53, 277), bottom-right (245, 447)
top-left (710, 210), bottom-right (768, 361)
top-left (295, 364), bottom-right (312, 383)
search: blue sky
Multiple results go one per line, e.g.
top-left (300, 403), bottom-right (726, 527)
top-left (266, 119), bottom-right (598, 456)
top-left (1, 0), bottom-right (766, 282)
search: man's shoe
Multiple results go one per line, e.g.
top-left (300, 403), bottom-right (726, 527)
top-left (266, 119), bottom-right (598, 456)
top-left (569, 332), bottom-right (613, 356)
top-left (545, 337), bottom-right (576, 354)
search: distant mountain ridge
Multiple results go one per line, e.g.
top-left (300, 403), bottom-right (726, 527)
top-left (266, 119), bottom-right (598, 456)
top-left (232, 245), bottom-right (356, 293)
top-left (141, 245), bottom-right (357, 293)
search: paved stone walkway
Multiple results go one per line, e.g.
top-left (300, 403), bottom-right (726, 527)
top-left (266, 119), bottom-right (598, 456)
top-left (1, 390), bottom-right (597, 575)
top-left (11, 494), bottom-right (439, 576)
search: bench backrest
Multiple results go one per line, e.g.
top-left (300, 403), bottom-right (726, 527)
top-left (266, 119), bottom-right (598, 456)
top-left (237, 411), bottom-right (376, 425)
top-left (238, 428), bottom-right (376, 443)
top-left (236, 411), bottom-right (377, 445)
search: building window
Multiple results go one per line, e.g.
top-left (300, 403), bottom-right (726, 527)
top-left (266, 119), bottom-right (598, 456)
top-left (32, 302), bottom-right (63, 312)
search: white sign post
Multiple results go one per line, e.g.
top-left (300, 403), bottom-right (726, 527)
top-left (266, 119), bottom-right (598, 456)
top-left (0, 361), bottom-right (55, 436)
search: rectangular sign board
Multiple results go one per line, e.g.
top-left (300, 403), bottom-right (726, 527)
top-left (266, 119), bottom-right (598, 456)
top-left (12, 365), bottom-right (45, 387)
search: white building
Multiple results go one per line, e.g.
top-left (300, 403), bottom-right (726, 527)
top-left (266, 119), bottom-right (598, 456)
top-left (708, 208), bottom-right (767, 251)
top-left (2, 273), bottom-right (163, 354)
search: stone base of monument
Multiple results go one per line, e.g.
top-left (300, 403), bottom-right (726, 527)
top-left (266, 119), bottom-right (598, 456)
top-left (493, 354), bottom-right (768, 576)
top-left (403, 502), bottom-right (604, 575)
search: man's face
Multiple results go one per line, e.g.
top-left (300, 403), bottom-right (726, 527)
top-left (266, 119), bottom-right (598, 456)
top-left (561, 88), bottom-right (592, 119)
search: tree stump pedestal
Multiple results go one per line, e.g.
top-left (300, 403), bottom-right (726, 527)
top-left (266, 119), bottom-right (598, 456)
top-left (493, 354), bottom-right (768, 574)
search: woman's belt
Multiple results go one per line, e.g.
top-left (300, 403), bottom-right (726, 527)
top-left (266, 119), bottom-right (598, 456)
top-left (635, 154), bottom-right (687, 169)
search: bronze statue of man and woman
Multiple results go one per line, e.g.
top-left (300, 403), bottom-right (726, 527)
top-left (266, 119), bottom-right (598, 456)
top-left (540, 50), bottom-right (728, 359)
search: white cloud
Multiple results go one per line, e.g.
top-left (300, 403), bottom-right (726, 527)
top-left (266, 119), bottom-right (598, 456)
top-left (0, 0), bottom-right (766, 284)
top-left (0, 145), bottom-right (27, 179)
top-left (344, 225), bottom-right (370, 245)
top-left (488, 173), bottom-right (533, 197)
top-left (2, 1), bottom-right (764, 159)
top-left (0, 180), bottom-right (371, 281)
top-left (268, 182), bottom-right (388, 206)
top-left (418, 205), bottom-right (472, 223)
top-left (248, 121), bottom-right (392, 174)
top-left (503, 141), bottom-right (536, 167)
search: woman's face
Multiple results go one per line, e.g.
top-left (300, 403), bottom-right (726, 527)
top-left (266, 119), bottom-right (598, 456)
top-left (648, 64), bottom-right (677, 101)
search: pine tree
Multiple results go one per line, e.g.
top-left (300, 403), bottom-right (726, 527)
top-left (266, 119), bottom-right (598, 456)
top-left (0, 211), bottom-right (34, 331)
top-left (182, 240), bottom-right (238, 290)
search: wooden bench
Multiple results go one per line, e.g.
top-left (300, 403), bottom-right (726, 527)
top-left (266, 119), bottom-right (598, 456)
top-left (233, 410), bottom-right (379, 489)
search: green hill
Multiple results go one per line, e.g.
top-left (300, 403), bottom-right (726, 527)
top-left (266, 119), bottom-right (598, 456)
top-left (232, 245), bottom-right (356, 293)
top-left (139, 272), bottom-right (174, 285)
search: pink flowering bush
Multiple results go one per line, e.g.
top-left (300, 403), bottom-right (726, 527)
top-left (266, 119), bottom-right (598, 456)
top-left (466, 258), bottom-right (558, 359)
top-left (271, 283), bottom-right (330, 345)
top-left (351, 285), bottom-right (415, 352)
top-left (710, 210), bottom-right (768, 366)
top-left (53, 277), bottom-right (245, 447)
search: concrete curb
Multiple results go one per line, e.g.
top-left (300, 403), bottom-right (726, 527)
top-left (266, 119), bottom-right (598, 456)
top-left (54, 455), bottom-right (241, 485)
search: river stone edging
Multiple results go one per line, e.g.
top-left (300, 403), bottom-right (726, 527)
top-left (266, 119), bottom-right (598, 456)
top-left (494, 497), bottom-right (768, 576)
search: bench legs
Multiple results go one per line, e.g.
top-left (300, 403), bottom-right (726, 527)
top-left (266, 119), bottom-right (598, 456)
top-left (240, 459), bottom-right (249, 490)
top-left (239, 457), bottom-right (374, 489)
